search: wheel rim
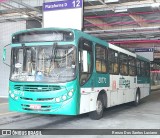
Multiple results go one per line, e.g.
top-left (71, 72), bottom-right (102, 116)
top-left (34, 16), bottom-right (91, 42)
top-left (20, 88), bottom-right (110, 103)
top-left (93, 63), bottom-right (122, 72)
top-left (96, 100), bottom-right (103, 114)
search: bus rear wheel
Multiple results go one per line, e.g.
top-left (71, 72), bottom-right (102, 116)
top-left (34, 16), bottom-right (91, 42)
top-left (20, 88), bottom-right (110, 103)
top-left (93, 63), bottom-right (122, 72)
top-left (89, 95), bottom-right (104, 120)
top-left (133, 92), bottom-right (140, 106)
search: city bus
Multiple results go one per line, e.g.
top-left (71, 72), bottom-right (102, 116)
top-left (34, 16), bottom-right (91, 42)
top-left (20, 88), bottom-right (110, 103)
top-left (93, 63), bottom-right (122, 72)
top-left (3, 28), bottom-right (150, 120)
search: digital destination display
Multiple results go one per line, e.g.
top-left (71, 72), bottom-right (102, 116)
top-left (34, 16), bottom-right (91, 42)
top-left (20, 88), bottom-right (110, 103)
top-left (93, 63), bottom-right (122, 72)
top-left (12, 30), bottom-right (74, 43)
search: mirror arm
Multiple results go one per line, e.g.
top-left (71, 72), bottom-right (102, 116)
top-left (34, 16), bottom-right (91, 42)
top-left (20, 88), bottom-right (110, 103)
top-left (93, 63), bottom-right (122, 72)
top-left (3, 62), bottom-right (10, 67)
top-left (4, 43), bottom-right (11, 48)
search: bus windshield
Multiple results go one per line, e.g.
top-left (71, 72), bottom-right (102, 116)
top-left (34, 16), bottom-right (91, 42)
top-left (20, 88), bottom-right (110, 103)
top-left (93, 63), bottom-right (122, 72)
top-left (10, 45), bottom-right (76, 83)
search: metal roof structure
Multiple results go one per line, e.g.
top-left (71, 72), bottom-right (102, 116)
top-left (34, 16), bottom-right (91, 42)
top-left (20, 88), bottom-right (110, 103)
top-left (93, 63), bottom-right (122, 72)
top-left (84, 0), bottom-right (160, 43)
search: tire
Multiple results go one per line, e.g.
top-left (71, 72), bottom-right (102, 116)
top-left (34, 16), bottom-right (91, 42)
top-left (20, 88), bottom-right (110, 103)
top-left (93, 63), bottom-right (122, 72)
top-left (133, 92), bottom-right (140, 106)
top-left (89, 95), bottom-right (104, 120)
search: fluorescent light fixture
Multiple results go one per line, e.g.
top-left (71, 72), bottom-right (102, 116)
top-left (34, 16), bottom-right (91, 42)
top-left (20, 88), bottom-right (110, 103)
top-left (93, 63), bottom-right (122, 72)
top-left (147, 35), bottom-right (155, 38)
top-left (22, 14), bottom-right (29, 18)
top-left (115, 8), bottom-right (127, 13)
top-left (151, 3), bottom-right (160, 8)
top-left (105, 0), bottom-right (119, 3)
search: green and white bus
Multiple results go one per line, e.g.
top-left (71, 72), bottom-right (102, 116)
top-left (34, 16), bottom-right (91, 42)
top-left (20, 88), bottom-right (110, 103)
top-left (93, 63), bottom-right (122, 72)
top-left (3, 28), bottom-right (150, 120)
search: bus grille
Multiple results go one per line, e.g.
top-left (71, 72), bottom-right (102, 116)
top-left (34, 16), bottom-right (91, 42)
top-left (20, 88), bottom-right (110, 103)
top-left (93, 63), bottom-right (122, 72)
top-left (20, 97), bottom-right (54, 101)
top-left (14, 85), bottom-right (61, 92)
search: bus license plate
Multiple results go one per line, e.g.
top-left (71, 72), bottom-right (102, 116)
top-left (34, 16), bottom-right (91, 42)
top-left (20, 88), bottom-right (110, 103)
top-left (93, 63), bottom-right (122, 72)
top-left (30, 104), bottom-right (41, 110)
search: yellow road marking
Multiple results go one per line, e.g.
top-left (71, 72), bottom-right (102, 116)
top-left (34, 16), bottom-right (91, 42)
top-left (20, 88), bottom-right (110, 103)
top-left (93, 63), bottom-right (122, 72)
top-left (0, 103), bottom-right (8, 106)
top-left (0, 112), bottom-right (17, 116)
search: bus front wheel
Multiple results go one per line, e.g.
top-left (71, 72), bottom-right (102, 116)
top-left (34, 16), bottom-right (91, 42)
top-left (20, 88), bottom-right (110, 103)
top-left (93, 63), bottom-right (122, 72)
top-left (89, 95), bottom-right (104, 120)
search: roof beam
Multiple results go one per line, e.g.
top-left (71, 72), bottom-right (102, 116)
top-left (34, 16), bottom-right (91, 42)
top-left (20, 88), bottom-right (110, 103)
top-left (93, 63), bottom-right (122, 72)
top-left (84, 0), bottom-right (116, 10)
top-left (10, 0), bottom-right (41, 13)
top-left (84, 18), bottom-right (112, 29)
top-left (85, 25), bottom-right (160, 35)
top-left (84, 1), bottom-right (156, 11)
top-left (97, 0), bottom-right (114, 11)
top-left (129, 14), bottom-right (148, 27)
top-left (0, 2), bottom-right (42, 23)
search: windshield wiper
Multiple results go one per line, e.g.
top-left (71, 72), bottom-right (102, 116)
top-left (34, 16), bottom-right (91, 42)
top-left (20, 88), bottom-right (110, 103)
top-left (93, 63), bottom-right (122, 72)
top-left (49, 43), bottom-right (57, 73)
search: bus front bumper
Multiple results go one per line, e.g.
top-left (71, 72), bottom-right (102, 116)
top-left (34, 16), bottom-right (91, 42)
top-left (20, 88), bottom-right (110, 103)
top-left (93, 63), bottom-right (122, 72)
top-left (9, 90), bottom-right (78, 115)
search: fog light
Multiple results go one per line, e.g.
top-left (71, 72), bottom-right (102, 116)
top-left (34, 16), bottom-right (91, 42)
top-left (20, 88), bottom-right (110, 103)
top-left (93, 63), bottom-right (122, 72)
top-left (62, 95), bottom-right (67, 101)
top-left (55, 98), bottom-right (60, 103)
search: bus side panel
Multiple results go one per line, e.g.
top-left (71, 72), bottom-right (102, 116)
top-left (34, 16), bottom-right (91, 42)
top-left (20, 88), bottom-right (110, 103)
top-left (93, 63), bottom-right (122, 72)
top-left (79, 73), bottom-right (110, 114)
top-left (79, 88), bottom-right (98, 114)
top-left (122, 76), bottom-right (136, 103)
top-left (79, 87), bottom-right (110, 114)
top-left (137, 76), bottom-right (150, 99)
top-left (109, 75), bottom-right (136, 106)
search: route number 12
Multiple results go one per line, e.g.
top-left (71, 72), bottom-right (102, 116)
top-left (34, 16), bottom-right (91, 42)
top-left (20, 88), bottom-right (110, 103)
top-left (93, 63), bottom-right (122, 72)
top-left (72, 0), bottom-right (81, 8)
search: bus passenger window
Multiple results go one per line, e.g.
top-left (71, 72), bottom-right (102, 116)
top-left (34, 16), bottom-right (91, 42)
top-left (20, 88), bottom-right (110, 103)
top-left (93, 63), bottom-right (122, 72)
top-left (122, 65), bottom-right (127, 75)
top-left (119, 53), bottom-right (128, 76)
top-left (96, 60), bottom-right (101, 72)
top-left (113, 63), bottom-right (118, 74)
top-left (108, 49), bottom-right (119, 74)
top-left (102, 61), bottom-right (107, 72)
top-left (141, 61), bottom-right (145, 76)
top-left (128, 56), bottom-right (136, 76)
top-left (96, 45), bottom-right (107, 73)
top-left (145, 62), bottom-right (150, 77)
top-left (136, 60), bottom-right (141, 76)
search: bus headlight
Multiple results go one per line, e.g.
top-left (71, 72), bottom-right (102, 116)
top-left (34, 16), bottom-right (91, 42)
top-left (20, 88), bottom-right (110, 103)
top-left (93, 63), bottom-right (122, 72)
top-left (68, 89), bottom-right (74, 97)
top-left (55, 98), bottom-right (60, 103)
top-left (11, 93), bottom-right (15, 98)
top-left (9, 92), bottom-right (19, 100)
top-left (55, 89), bottom-right (74, 103)
top-left (62, 95), bottom-right (67, 101)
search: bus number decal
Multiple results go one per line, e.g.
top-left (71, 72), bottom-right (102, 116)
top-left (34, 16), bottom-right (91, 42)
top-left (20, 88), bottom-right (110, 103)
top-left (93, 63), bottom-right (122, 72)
top-left (98, 77), bottom-right (107, 84)
top-left (13, 90), bottom-right (24, 96)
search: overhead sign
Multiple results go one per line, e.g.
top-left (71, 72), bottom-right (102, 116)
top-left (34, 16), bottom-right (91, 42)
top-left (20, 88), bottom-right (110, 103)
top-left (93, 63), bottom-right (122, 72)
top-left (43, 0), bottom-right (82, 11)
top-left (135, 48), bottom-right (154, 61)
top-left (135, 48), bottom-right (154, 52)
top-left (43, 0), bottom-right (83, 30)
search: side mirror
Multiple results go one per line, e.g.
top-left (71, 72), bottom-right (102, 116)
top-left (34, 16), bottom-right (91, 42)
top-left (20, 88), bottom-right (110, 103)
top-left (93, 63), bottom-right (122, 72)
top-left (3, 44), bottom-right (10, 67)
top-left (3, 48), bottom-right (6, 61)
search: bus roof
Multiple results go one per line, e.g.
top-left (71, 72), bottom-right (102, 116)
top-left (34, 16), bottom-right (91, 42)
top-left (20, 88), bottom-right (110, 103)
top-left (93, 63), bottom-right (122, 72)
top-left (137, 54), bottom-right (150, 62)
top-left (12, 27), bottom-right (150, 62)
top-left (12, 27), bottom-right (75, 36)
top-left (74, 29), bottom-right (107, 46)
